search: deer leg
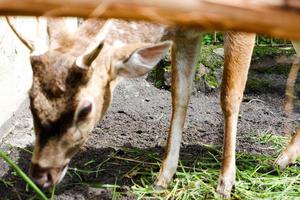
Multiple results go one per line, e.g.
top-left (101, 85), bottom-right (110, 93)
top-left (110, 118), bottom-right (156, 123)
top-left (155, 30), bottom-right (201, 189)
top-left (275, 126), bottom-right (300, 169)
top-left (216, 32), bottom-right (255, 198)
top-left (275, 42), bottom-right (300, 169)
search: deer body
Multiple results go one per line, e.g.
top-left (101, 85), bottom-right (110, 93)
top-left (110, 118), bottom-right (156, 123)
top-left (7, 17), bottom-right (248, 197)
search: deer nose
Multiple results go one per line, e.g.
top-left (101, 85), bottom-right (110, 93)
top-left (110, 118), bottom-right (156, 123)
top-left (29, 163), bottom-right (65, 188)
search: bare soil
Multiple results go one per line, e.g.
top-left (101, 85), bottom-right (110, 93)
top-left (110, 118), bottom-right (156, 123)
top-left (0, 72), bottom-right (299, 199)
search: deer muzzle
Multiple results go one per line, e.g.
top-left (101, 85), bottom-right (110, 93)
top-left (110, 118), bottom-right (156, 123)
top-left (29, 163), bottom-right (68, 188)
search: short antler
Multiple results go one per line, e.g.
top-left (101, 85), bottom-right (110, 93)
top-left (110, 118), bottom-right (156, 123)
top-left (5, 16), bottom-right (34, 52)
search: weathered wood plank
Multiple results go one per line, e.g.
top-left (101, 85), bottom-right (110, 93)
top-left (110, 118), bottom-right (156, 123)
top-left (1, 0), bottom-right (300, 39)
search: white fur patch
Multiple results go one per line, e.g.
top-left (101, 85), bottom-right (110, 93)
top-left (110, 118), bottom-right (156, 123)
top-left (130, 23), bottom-right (138, 30)
top-left (112, 40), bottom-right (125, 48)
top-left (118, 29), bottom-right (125, 34)
top-left (64, 17), bottom-right (78, 33)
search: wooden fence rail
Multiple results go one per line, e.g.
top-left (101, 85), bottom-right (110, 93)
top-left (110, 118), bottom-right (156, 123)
top-left (1, 0), bottom-right (300, 39)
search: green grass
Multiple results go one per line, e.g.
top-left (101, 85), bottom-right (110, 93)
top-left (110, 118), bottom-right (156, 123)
top-left (0, 150), bottom-right (51, 200)
top-left (251, 65), bottom-right (291, 76)
top-left (87, 139), bottom-right (299, 200)
top-left (1, 132), bottom-right (300, 199)
top-left (246, 77), bottom-right (271, 94)
top-left (126, 142), bottom-right (300, 200)
top-left (252, 46), bottom-right (295, 59)
top-left (255, 131), bottom-right (290, 154)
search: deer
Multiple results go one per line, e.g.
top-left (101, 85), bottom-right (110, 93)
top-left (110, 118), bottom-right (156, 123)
top-left (7, 16), bottom-right (300, 198)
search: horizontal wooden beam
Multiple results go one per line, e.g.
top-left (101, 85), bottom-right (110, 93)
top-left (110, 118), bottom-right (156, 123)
top-left (1, 0), bottom-right (300, 39)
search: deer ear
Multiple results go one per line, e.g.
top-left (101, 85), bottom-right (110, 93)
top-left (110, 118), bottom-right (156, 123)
top-left (115, 41), bottom-right (172, 78)
top-left (47, 17), bottom-right (78, 49)
top-left (47, 18), bottom-right (66, 46)
top-left (75, 22), bottom-right (110, 69)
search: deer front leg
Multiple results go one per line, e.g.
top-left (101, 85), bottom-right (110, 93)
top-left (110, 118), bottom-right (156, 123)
top-left (155, 30), bottom-right (201, 189)
top-left (216, 32), bottom-right (255, 198)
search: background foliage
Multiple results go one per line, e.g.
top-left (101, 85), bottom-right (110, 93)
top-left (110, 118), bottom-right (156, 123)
top-left (202, 32), bottom-right (292, 46)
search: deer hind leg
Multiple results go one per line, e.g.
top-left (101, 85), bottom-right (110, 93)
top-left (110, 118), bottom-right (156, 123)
top-left (216, 32), bottom-right (255, 198)
top-left (275, 126), bottom-right (300, 169)
top-left (155, 29), bottom-right (201, 189)
top-left (275, 41), bottom-right (300, 169)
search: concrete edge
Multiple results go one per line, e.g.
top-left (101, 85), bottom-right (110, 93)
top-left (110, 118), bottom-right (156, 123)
top-left (0, 98), bottom-right (30, 142)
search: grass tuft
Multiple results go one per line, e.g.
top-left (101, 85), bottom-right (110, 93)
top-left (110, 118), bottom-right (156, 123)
top-left (1, 132), bottom-right (300, 199)
top-left (0, 150), bottom-right (49, 200)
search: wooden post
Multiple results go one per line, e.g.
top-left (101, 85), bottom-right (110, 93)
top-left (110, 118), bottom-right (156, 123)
top-left (1, 0), bottom-right (300, 39)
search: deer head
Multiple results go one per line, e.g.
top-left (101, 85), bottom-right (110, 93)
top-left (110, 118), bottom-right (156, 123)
top-left (8, 17), bottom-right (171, 188)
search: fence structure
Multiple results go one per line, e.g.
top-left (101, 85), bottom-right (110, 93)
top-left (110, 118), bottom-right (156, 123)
top-left (0, 0), bottom-right (300, 39)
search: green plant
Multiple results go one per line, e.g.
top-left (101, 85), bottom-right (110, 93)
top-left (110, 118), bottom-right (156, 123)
top-left (0, 150), bottom-right (50, 200)
top-left (202, 34), bottom-right (214, 45)
top-left (202, 32), bottom-right (224, 45)
top-left (204, 73), bottom-right (219, 89)
top-left (246, 78), bottom-right (270, 93)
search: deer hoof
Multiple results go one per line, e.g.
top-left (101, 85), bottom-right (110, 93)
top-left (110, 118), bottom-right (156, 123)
top-left (274, 153), bottom-right (291, 170)
top-left (154, 178), bottom-right (168, 190)
top-left (153, 184), bottom-right (166, 191)
top-left (216, 176), bottom-right (234, 199)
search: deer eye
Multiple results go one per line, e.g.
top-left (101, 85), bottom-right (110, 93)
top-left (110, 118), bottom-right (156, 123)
top-left (77, 101), bottom-right (92, 121)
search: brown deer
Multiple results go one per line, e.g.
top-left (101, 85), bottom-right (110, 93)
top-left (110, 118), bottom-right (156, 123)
top-left (7, 17), bottom-right (300, 198)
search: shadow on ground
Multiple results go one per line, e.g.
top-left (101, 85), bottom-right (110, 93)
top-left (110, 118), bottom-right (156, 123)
top-left (0, 143), bottom-right (227, 199)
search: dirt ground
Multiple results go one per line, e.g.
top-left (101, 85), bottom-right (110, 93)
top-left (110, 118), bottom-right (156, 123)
top-left (0, 66), bottom-right (300, 199)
